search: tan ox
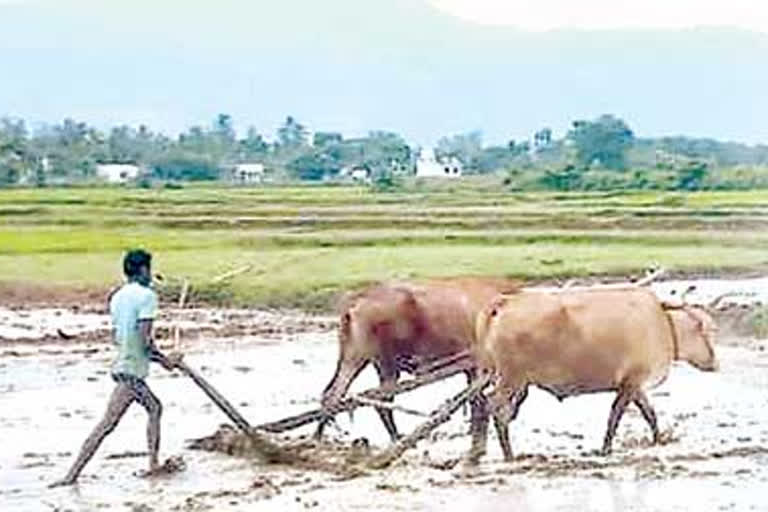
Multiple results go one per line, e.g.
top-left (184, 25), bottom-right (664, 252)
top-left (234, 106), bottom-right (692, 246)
top-left (468, 288), bottom-right (718, 462)
top-left (319, 277), bottom-right (522, 441)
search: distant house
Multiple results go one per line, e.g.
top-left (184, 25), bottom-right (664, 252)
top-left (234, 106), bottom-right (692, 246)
top-left (415, 148), bottom-right (462, 178)
top-left (96, 163), bottom-right (141, 184)
top-left (339, 165), bottom-right (371, 183)
top-left (232, 163), bottom-right (266, 184)
top-left (350, 166), bottom-right (370, 183)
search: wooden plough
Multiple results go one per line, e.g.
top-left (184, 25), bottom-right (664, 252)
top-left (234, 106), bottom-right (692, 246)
top-left (177, 351), bottom-right (478, 467)
top-left (255, 351), bottom-right (473, 433)
top-left (179, 267), bottom-right (690, 468)
top-left (174, 360), bottom-right (294, 463)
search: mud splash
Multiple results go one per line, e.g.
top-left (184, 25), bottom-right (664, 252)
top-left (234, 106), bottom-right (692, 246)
top-left (188, 425), bottom-right (373, 479)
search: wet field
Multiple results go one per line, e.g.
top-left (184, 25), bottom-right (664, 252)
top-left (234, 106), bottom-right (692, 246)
top-left (1, 278), bottom-right (768, 511)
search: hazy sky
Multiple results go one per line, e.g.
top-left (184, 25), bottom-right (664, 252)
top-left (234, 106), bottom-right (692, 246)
top-left (1, 0), bottom-right (767, 146)
top-left (429, 1), bottom-right (768, 32)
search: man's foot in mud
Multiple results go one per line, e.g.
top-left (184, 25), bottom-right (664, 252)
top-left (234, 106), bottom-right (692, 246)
top-left (134, 455), bottom-right (186, 478)
top-left (460, 449), bottom-right (485, 467)
top-left (454, 459), bottom-right (485, 479)
top-left (580, 447), bottom-right (610, 457)
top-left (48, 477), bottom-right (76, 489)
top-left (134, 467), bottom-right (163, 479)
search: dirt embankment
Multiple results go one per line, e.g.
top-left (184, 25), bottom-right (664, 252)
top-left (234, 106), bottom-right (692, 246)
top-left (0, 281), bottom-right (111, 309)
top-left (0, 307), bottom-right (337, 351)
top-left (3, 266), bottom-right (768, 313)
top-left (2, 273), bottom-right (767, 351)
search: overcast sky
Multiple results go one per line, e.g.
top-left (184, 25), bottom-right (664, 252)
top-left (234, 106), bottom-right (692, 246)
top-left (429, 0), bottom-right (768, 32)
top-left (1, 0), bottom-right (767, 146)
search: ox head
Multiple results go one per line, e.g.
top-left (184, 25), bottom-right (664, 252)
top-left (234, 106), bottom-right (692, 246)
top-left (667, 304), bottom-right (719, 372)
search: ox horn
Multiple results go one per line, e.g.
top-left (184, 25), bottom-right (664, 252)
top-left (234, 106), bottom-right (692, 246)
top-left (634, 266), bottom-right (666, 287)
top-left (680, 285), bottom-right (697, 302)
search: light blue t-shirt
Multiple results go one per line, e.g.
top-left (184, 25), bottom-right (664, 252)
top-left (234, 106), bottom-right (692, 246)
top-left (109, 282), bottom-right (158, 379)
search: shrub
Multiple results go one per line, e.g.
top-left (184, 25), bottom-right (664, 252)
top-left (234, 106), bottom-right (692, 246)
top-left (151, 156), bottom-right (220, 181)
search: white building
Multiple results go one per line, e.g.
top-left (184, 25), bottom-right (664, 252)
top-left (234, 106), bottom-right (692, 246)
top-left (232, 163), bottom-right (266, 184)
top-left (415, 148), bottom-right (462, 178)
top-left (96, 164), bottom-right (141, 184)
top-left (350, 167), bottom-right (370, 182)
top-left (339, 165), bottom-right (371, 183)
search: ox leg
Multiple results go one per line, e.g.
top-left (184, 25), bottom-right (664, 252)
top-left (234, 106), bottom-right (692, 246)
top-left (461, 378), bottom-right (470, 420)
top-left (633, 391), bottom-right (661, 445)
top-left (465, 371), bottom-right (491, 465)
top-left (315, 360), bottom-right (341, 440)
top-left (466, 398), bottom-right (489, 465)
top-left (602, 388), bottom-right (634, 455)
top-left (490, 386), bottom-right (527, 462)
top-left (315, 357), bottom-right (369, 440)
top-left (492, 405), bottom-right (513, 462)
top-left (314, 418), bottom-right (330, 440)
top-left (508, 386), bottom-right (529, 422)
top-left (374, 361), bottom-right (401, 442)
top-left (495, 387), bottom-right (529, 462)
top-left (465, 368), bottom-right (489, 435)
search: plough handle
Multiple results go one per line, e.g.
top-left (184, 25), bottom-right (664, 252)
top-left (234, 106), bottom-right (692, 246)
top-left (175, 361), bottom-right (252, 434)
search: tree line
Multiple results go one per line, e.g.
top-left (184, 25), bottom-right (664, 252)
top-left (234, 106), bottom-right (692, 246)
top-left (1, 113), bottom-right (767, 190)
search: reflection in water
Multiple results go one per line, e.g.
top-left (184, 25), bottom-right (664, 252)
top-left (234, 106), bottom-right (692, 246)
top-left (609, 479), bottom-right (650, 511)
top-left (460, 478), bottom-right (651, 512)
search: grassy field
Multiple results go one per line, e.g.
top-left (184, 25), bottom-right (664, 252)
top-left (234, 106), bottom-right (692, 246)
top-left (2, 184), bottom-right (767, 310)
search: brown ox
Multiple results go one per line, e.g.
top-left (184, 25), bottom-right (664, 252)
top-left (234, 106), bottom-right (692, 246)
top-left (468, 287), bottom-right (718, 462)
top-left (319, 277), bottom-right (522, 441)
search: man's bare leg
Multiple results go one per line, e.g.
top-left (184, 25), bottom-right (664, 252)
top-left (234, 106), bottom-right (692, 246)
top-left (49, 384), bottom-right (134, 487)
top-left (129, 377), bottom-right (163, 474)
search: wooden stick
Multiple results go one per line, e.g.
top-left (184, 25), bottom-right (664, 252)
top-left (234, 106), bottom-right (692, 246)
top-left (413, 350), bottom-right (471, 376)
top-left (175, 361), bottom-right (252, 432)
top-left (255, 361), bottom-right (472, 433)
top-left (368, 373), bottom-right (491, 469)
top-left (210, 264), bottom-right (253, 284)
top-left (353, 396), bottom-right (429, 417)
top-left (174, 361), bottom-right (288, 462)
top-left (173, 279), bottom-right (189, 351)
top-left (635, 267), bottom-right (666, 287)
top-left (524, 267), bottom-right (667, 294)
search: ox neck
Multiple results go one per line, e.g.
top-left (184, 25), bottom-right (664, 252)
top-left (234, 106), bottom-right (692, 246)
top-left (672, 329), bottom-right (680, 360)
top-left (666, 312), bottom-right (681, 361)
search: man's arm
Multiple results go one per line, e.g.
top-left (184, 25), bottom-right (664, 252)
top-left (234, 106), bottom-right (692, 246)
top-left (138, 290), bottom-right (182, 370)
top-left (139, 319), bottom-right (176, 370)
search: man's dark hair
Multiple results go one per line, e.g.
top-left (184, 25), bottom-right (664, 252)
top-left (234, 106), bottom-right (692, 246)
top-left (123, 249), bottom-right (152, 278)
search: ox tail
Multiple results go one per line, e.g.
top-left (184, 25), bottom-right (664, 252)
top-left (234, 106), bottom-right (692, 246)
top-left (473, 296), bottom-right (506, 372)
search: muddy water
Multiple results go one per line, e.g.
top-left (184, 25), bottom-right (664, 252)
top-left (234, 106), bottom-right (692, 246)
top-left (2, 302), bottom-right (768, 511)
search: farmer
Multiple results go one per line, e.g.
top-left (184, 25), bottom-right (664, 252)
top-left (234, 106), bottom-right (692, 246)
top-left (50, 249), bottom-right (181, 487)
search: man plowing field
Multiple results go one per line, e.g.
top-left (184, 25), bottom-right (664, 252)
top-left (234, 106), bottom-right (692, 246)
top-left (50, 249), bottom-right (182, 487)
